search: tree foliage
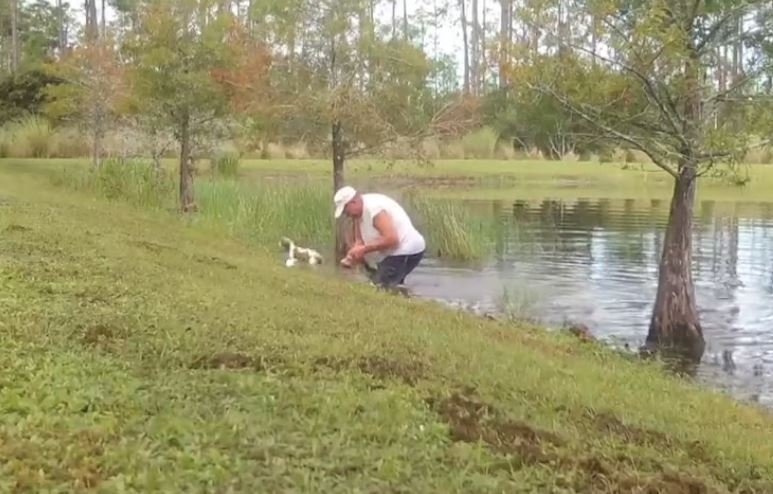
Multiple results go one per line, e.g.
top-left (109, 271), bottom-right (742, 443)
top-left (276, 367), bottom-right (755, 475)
top-left (0, 69), bottom-right (62, 124)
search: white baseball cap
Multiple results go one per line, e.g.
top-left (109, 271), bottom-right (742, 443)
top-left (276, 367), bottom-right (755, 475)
top-left (333, 186), bottom-right (357, 218)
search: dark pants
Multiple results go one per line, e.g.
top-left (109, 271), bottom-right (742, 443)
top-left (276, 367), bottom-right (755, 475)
top-left (365, 251), bottom-right (424, 288)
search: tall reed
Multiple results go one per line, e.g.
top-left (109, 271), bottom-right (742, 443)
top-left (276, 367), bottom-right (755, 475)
top-left (404, 192), bottom-right (494, 261)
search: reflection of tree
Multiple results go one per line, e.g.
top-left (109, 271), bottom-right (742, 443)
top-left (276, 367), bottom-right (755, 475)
top-left (696, 200), bottom-right (716, 273)
top-left (492, 200), bottom-right (508, 261)
top-left (727, 212), bottom-right (739, 280)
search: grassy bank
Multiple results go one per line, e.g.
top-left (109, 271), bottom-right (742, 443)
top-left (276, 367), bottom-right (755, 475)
top-left (3, 164), bottom-right (773, 492)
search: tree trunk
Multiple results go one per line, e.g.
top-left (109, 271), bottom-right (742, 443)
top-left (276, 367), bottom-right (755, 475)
top-left (57, 0), bottom-right (67, 54)
top-left (470, 0), bottom-right (479, 94)
top-left (10, 0), bottom-right (18, 72)
top-left (499, 0), bottom-right (511, 88)
top-left (646, 165), bottom-right (704, 361)
top-left (91, 110), bottom-right (102, 169)
top-left (332, 120), bottom-right (344, 192)
top-left (179, 111), bottom-right (196, 213)
top-left (735, 14), bottom-right (743, 81)
top-left (460, 0), bottom-right (470, 94)
top-left (392, 0), bottom-right (397, 39)
top-left (481, 0), bottom-right (486, 89)
top-left (403, 0), bottom-right (409, 40)
top-left (85, 0), bottom-right (98, 40)
top-left (101, 0), bottom-right (106, 37)
top-left (332, 119), bottom-right (348, 262)
top-left (590, 13), bottom-right (597, 67)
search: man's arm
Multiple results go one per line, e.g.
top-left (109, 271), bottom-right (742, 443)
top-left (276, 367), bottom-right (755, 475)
top-left (353, 216), bottom-right (364, 245)
top-left (360, 210), bottom-right (398, 255)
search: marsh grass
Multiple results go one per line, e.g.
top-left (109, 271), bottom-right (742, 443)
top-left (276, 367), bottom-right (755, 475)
top-left (404, 192), bottom-right (495, 261)
top-left (52, 157), bottom-right (176, 210)
top-left (52, 160), bottom-right (332, 250)
top-left (195, 178), bottom-right (331, 248)
top-left (51, 160), bottom-right (502, 261)
top-left (0, 116), bottom-right (57, 158)
top-left (210, 151), bottom-right (241, 178)
top-left (498, 284), bottom-right (542, 324)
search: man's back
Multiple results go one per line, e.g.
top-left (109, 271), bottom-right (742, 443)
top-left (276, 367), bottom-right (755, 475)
top-left (360, 193), bottom-right (425, 265)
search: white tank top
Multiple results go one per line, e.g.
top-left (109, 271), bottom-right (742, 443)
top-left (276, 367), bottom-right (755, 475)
top-left (358, 193), bottom-right (425, 267)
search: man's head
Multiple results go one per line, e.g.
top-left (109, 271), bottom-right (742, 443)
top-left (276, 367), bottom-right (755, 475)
top-left (334, 186), bottom-right (363, 218)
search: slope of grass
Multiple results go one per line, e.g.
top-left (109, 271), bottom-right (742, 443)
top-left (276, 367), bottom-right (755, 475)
top-left (2, 164), bottom-right (773, 493)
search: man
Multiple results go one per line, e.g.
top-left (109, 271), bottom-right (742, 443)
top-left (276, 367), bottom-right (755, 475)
top-left (334, 185), bottom-right (425, 288)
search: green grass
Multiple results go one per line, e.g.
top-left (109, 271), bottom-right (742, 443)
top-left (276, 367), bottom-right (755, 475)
top-left (461, 126), bottom-right (500, 159)
top-left (234, 158), bottom-right (773, 203)
top-left (3, 161), bottom-right (773, 492)
top-left (44, 160), bottom-right (498, 261)
top-left (195, 177), bottom-right (332, 250)
top-left (403, 191), bottom-right (498, 261)
top-left (44, 154), bottom-right (762, 205)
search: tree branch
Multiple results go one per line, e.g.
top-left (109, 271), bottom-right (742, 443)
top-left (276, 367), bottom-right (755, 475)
top-left (564, 40), bottom-right (688, 146)
top-left (695, 3), bottom-right (751, 53)
top-left (703, 62), bottom-right (773, 105)
top-left (531, 82), bottom-right (680, 179)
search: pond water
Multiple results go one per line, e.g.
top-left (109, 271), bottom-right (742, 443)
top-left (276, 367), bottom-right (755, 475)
top-left (404, 197), bottom-right (773, 407)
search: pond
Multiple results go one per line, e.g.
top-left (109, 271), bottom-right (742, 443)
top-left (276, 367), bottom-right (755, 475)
top-left (403, 197), bottom-right (773, 408)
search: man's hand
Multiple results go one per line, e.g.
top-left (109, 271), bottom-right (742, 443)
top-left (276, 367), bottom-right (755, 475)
top-left (344, 211), bottom-right (398, 263)
top-left (346, 243), bottom-right (367, 261)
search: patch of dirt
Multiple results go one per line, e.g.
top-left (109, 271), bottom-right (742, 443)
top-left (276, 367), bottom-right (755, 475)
top-left (82, 324), bottom-right (122, 346)
top-left (588, 410), bottom-right (674, 448)
top-left (4, 224), bottom-right (31, 233)
top-left (357, 356), bottom-right (425, 386)
top-left (312, 355), bottom-right (426, 386)
top-left (579, 456), bottom-right (611, 479)
top-left (193, 254), bottom-right (237, 270)
top-left (75, 290), bottom-right (111, 305)
top-left (191, 352), bottom-right (272, 370)
top-left (432, 388), bottom-right (563, 464)
top-left (563, 322), bottom-right (596, 342)
top-left (431, 393), bottom-right (752, 492)
top-left (619, 472), bottom-right (709, 494)
top-left (129, 240), bottom-right (175, 253)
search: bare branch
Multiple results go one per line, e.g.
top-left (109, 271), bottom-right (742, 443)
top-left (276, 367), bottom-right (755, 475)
top-left (564, 41), bottom-right (688, 145)
top-left (531, 82), bottom-right (680, 179)
top-left (704, 62), bottom-right (773, 105)
top-left (695, 3), bottom-right (751, 53)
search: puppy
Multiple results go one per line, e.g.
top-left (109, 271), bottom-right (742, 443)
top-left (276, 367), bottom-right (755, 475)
top-left (280, 237), bottom-right (323, 267)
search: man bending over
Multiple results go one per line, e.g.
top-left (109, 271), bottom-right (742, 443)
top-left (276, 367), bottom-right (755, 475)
top-left (334, 186), bottom-right (425, 288)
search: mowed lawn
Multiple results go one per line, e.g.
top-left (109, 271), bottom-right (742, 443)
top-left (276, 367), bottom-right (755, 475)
top-left (1, 162), bottom-right (773, 492)
top-left (7, 157), bottom-right (773, 204)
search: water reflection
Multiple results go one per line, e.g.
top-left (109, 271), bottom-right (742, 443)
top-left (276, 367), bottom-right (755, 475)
top-left (408, 198), bottom-right (773, 407)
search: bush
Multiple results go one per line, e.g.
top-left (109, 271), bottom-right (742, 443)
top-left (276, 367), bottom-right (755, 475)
top-left (52, 127), bottom-right (90, 158)
top-left (211, 151), bottom-right (240, 178)
top-left (54, 157), bottom-right (176, 209)
top-left (440, 141), bottom-right (465, 159)
top-left (285, 142), bottom-right (310, 159)
top-left (461, 126), bottom-right (499, 159)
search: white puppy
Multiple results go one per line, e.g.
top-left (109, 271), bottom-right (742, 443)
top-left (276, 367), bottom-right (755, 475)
top-left (280, 237), bottom-right (323, 267)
